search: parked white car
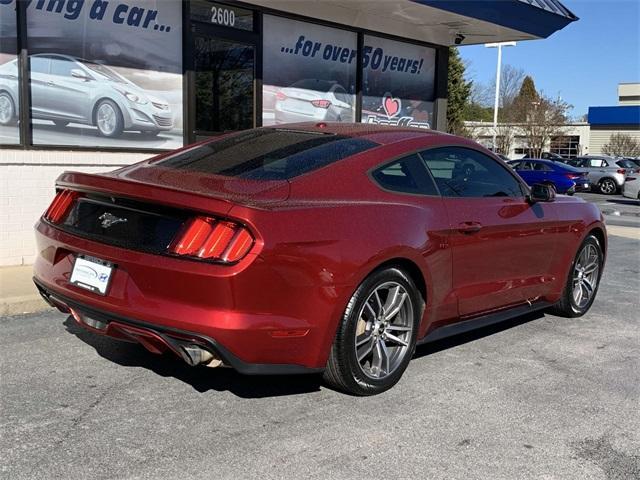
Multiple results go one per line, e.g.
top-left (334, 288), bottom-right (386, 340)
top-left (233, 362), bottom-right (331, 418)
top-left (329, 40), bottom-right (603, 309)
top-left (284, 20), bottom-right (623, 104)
top-left (622, 175), bottom-right (640, 200)
top-left (274, 79), bottom-right (354, 124)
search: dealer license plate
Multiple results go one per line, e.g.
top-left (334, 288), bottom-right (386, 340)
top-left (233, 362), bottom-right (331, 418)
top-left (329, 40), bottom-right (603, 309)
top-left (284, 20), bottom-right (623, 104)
top-left (70, 255), bottom-right (114, 295)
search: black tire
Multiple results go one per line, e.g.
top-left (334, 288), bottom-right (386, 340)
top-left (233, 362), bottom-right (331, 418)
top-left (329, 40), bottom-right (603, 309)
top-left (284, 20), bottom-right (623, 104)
top-left (0, 91), bottom-right (16, 126)
top-left (323, 267), bottom-right (422, 396)
top-left (94, 99), bottom-right (124, 138)
top-left (598, 178), bottom-right (617, 195)
top-left (549, 234), bottom-right (603, 318)
top-left (53, 120), bottom-right (69, 128)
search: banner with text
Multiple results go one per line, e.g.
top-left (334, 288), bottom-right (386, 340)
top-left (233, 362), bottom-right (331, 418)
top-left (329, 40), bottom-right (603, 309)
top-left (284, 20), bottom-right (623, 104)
top-left (262, 15), bottom-right (357, 126)
top-left (0, 0), bottom-right (184, 149)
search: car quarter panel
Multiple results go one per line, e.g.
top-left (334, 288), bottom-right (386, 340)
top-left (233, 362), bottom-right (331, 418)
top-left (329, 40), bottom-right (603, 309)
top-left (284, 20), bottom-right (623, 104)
top-left (545, 197), bottom-right (607, 299)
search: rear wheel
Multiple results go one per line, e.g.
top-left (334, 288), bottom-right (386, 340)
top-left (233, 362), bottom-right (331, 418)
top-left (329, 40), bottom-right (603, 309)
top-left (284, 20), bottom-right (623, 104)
top-left (323, 267), bottom-right (421, 395)
top-left (549, 235), bottom-right (603, 318)
top-left (598, 178), bottom-right (617, 195)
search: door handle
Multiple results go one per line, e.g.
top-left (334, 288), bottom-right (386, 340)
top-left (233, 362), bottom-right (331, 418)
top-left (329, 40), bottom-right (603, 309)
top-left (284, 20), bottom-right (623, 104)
top-left (457, 221), bottom-right (482, 234)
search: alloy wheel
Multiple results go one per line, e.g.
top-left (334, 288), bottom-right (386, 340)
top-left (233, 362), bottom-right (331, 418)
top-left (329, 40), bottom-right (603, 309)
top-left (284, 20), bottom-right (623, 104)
top-left (572, 243), bottom-right (600, 309)
top-left (354, 281), bottom-right (414, 380)
top-left (97, 103), bottom-right (117, 136)
top-left (0, 94), bottom-right (13, 124)
top-left (599, 179), bottom-right (616, 194)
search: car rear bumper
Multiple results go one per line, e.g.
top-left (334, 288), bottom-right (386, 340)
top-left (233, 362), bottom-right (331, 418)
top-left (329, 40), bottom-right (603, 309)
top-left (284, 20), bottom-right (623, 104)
top-left (34, 279), bottom-right (323, 375)
top-left (33, 220), bottom-right (345, 372)
top-left (575, 181), bottom-right (590, 192)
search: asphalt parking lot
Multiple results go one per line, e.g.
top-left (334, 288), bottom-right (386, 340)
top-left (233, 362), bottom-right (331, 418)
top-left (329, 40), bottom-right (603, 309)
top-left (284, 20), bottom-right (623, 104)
top-left (576, 191), bottom-right (640, 228)
top-left (1, 207), bottom-right (639, 480)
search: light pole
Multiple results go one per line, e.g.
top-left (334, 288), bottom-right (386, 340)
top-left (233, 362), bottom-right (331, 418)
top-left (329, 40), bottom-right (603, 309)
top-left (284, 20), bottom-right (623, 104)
top-left (485, 41), bottom-right (516, 152)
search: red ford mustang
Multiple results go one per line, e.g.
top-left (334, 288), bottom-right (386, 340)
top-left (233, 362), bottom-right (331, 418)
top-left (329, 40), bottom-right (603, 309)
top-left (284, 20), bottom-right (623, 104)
top-left (34, 123), bottom-right (606, 395)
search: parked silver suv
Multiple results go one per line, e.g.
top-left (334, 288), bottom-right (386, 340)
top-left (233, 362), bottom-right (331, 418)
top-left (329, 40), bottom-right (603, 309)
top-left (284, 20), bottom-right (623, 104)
top-left (563, 156), bottom-right (629, 194)
top-left (0, 54), bottom-right (173, 138)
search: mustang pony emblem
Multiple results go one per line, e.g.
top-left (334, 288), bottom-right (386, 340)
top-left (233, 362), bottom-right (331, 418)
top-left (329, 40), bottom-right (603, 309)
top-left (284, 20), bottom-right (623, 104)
top-left (98, 212), bottom-right (127, 229)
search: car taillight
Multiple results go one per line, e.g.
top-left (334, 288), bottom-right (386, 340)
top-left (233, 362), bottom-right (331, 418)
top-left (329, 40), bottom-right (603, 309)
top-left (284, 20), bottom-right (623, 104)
top-left (169, 216), bottom-right (254, 263)
top-left (565, 173), bottom-right (580, 180)
top-left (617, 168), bottom-right (626, 174)
top-left (275, 91), bottom-right (287, 101)
top-left (311, 99), bottom-right (332, 109)
top-left (43, 189), bottom-right (80, 224)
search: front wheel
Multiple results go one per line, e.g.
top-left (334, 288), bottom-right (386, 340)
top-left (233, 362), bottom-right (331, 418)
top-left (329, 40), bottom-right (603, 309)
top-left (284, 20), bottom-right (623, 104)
top-left (0, 92), bottom-right (16, 126)
top-left (549, 235), bottom-right (603, 318)
top-left (323, 267), bottom-right (422, 395)
top-left (95, 99), bottom-right (124, 138)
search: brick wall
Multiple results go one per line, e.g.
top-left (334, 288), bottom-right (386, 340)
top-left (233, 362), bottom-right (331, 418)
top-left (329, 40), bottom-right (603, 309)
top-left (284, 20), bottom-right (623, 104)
top-left (0, 149), bottom-right (149, 266)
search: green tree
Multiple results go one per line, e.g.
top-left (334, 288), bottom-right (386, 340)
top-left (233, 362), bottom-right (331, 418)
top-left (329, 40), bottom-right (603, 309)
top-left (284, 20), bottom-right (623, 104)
top-left (446, 47), bottom-right (472, 135)
top-left (513, 75), bottom-right (540, 112)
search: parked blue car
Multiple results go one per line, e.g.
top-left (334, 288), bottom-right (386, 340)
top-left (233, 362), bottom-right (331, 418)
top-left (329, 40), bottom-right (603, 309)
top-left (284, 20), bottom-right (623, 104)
top-left (507, 159), bottom-right (590, 195)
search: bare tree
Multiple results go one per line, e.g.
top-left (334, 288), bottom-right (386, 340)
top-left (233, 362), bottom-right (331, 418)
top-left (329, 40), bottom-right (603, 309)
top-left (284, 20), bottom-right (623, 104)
top-left (514, 95), bottom-right (571, 158)
top-left (484, 64), bottom-right (526, 108)
top-left (602, 133), bottom-right (640, 157)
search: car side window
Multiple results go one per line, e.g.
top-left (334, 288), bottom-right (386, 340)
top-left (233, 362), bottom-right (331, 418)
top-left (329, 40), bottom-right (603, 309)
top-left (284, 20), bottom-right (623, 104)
top-left (509, 161), bottom-right (522, 170)
top-left (589, 159), bottom-right (604, 168)
top-left (30, 56), bottom-right (50, 74)
top-left (521, 161), bottom-right (534, 171)
top-left (371, 154), bottom-right (438, 196)
top-left (533, 162), bottom-right (552, 172)
top-left (50, 57), bottom-right (77, 77)
top-left (420, 147), bottom-right (523, 198)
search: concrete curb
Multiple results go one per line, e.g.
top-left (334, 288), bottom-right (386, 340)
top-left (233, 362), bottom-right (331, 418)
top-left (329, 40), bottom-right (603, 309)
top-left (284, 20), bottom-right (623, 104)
top-left (1, 295), bottom-right (50, 317)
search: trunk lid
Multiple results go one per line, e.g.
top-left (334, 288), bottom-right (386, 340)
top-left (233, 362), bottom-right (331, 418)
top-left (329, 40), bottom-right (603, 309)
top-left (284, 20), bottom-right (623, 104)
top-left (52, 166), bottom-right (288, 256)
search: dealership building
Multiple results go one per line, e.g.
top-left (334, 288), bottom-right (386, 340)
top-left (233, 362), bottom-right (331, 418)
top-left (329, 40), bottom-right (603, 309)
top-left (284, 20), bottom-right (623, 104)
top-left (0, 0), bottom-right (577, 266)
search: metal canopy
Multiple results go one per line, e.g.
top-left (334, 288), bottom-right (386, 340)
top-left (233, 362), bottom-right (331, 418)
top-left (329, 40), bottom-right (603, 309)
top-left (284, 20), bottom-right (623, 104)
top-left (245, 0), bottom-right (578, 46)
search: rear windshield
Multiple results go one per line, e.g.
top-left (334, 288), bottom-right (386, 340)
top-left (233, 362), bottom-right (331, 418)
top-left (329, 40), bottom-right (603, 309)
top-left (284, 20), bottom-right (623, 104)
top-left (617, 159), bottom-right (637, 168)
top-left (156, 129), bottom-right (378, 180)
top-left (557, 163), bottom-right (583, 172)
top-left (291, 79), bottom-right (336, 92)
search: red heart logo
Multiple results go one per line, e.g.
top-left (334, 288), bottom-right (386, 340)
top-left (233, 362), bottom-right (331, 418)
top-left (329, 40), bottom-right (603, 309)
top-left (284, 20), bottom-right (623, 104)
top-left (383, 95), bottom-right (401, 118)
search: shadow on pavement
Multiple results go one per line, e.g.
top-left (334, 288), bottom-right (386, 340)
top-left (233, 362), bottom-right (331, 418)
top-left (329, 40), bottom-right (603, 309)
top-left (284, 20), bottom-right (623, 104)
top-left (414, 310), bottom-right (546, 359)
top-left (606, 198), bottom-right (640, 207)
top-left (64, 310), bottom-right (547, 398)
top-left (63, 316), bottom-right (323, 399)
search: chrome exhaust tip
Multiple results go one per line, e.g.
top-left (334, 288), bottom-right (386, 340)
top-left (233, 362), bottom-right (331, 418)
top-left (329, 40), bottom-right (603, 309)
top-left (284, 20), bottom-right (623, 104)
top-left (180, 344), bottom-right (223, 368)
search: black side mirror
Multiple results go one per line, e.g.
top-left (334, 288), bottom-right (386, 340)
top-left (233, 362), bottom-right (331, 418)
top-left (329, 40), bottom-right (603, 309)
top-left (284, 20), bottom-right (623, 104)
top-left (529, 183), bottom-right (556, 203)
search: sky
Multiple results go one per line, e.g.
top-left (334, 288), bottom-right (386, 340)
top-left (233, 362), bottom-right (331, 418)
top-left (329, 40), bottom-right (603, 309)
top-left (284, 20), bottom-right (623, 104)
top-left (458, 0), bottom-right (640, 118)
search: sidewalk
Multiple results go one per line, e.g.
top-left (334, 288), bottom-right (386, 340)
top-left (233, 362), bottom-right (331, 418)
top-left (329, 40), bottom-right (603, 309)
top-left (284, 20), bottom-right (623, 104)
top-left (0, 265), bottom-right (48, 317)
top-left (1, 225), bottom-right (638, 317)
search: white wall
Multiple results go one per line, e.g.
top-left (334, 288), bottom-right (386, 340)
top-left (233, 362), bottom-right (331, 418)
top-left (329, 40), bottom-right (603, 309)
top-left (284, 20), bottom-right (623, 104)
top-left (589, 129), bottom-right (640, 155)
top-left (0, 150), bottom-right (149, 266)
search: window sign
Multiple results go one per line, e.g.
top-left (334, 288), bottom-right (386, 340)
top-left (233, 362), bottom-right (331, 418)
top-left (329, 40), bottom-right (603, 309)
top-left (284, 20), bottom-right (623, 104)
top-left (190, 1), bottom-right (253, 31)
top-left (0, 0), bottom-right (19, 144)
top-left (25, 0), bottom-right (183, 149)
top-left (362, 35), bottom-right (436, 129)
top-left (262, 15), bottom-right (357, 127)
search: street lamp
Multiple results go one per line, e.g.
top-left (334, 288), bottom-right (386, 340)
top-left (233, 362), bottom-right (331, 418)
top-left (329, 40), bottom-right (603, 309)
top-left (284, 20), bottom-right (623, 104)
top-left (485, 41), bottom-right (516, 152)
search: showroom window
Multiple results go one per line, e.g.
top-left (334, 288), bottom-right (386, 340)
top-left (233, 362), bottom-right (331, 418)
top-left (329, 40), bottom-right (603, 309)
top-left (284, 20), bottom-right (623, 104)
top-left (25, 0), bottom-right (184, 150)
top-left (0, 0), bottom-right (19, 145)
top-left (262, 15), bottom-right (357, 127)
top-left (362, 35), bottom-right (436, 129)
top-left (0, 1), bottom-right (445, 151)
